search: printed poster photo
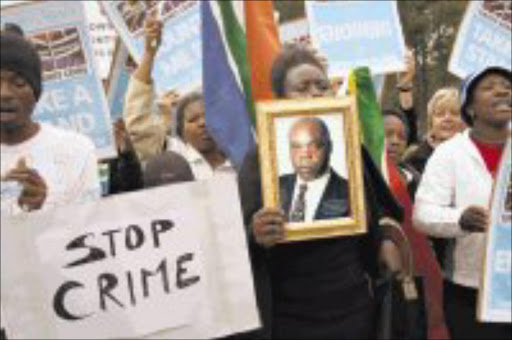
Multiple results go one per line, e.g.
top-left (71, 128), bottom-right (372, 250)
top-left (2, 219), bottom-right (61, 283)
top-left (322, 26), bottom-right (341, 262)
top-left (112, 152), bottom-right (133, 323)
top-left (29, 27), bottom-right (87, 81)
top-left (160, 0), bottom-right (195, 21)
top-left (481, 0), bottom-right (511, 28)
top-left (116, 0), bottom-right (159, 35)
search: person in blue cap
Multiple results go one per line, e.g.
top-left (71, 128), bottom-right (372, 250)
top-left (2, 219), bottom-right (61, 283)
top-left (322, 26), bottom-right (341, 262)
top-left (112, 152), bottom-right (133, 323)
top-left (414, 66), bottom-right (511, 340)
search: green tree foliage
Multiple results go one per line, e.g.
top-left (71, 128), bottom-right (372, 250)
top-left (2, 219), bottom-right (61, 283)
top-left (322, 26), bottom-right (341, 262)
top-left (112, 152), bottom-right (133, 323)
top-left (386, 0), bottom-right (468, 135)
top-left (273, 0), bottom-right (305, 23)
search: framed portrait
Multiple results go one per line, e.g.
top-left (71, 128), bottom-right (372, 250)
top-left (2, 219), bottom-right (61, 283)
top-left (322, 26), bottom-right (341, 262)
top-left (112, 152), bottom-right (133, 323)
top-left (256, 96), bottom-right (367, 242)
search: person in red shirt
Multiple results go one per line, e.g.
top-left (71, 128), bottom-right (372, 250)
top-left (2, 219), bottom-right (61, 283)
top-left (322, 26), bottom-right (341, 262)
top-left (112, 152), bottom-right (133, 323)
top-left (415, 66), bottom-right (511, 340)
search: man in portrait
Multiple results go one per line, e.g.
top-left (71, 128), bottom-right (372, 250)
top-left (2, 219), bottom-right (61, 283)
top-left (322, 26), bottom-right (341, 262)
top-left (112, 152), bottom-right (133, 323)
top-left (280, 117), bottom-right (349, 222)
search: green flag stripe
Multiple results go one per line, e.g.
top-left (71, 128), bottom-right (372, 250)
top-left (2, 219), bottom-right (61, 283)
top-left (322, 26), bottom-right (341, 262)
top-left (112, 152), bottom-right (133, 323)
top-left (216, 1), bottom-right (255, 121)
top-left (354, 67), bottom-right (385, 169)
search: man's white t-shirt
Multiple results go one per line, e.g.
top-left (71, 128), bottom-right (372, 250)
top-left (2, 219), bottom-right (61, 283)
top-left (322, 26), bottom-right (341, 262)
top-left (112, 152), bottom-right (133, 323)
top-left (1, 123), bottom-right (101, 215)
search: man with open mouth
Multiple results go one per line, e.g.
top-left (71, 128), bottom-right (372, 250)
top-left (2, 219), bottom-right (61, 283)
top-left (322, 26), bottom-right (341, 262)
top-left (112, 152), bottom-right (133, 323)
top-left (1, 30), bottom-right (101, 215)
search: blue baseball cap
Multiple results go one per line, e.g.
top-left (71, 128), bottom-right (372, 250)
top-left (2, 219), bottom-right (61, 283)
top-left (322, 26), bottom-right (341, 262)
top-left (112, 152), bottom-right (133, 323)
top-left (460, 66), bottom-right (511, 126)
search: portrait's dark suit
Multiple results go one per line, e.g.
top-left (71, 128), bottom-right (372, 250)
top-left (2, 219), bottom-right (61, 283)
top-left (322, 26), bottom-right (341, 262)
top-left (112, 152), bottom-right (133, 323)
top-left (279, 168), bottom-right (350, 220)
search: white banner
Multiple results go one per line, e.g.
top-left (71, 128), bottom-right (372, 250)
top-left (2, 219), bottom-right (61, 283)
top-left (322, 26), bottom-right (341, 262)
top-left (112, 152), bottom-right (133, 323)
top-left (1, 175), bottom-right (260, 339)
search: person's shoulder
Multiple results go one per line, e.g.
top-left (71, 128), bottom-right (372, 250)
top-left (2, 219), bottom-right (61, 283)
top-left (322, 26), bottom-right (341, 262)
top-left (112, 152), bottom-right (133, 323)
top-left (279, 173), bottom-right (296, 188)
top-left (433, 131), bottom-right (467, 156)
top-left (329, 168), bottom-right (348, 186)
top-left (279, 173), bottom-right (295, 181)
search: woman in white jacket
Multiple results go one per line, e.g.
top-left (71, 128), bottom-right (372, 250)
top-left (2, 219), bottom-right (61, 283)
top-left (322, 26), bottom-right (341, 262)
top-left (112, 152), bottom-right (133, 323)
top-left (413, 66), bottom-right (511, 340)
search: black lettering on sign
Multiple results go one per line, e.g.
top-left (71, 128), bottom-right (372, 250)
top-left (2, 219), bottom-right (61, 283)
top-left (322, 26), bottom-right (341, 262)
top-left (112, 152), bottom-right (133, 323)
top-left (151, 220), bottom-right (174, 248)
top-left (98, 273), bottom-right (124, 311)
top-left (53, 281), bottom-right (93, 321)
top-left (125, 224), bottom-right (145, 251)
top-left (65, 233), bottom-right (107, 268)
top-left (141, 259), bottom-right (170, 299)
top-left (176, 253), bottom-right (200, 289)
top-left (102, 228), bottom-right (122, 258)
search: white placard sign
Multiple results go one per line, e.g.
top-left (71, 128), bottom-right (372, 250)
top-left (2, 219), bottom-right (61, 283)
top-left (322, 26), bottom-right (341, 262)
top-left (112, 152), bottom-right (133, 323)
top-left (1, 175), bottom-right (260, 339)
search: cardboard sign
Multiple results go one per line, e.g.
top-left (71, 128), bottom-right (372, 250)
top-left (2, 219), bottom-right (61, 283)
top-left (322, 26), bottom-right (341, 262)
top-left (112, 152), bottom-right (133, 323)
top-left (306, 0), bottom-right (406, 77)
top-left (102, 0), bottom-right (202, 96)
top-left (478, 138), bottom-right (512, 323)
top-left (1, 174), bottom-right (260, 339)
top-left (1, 1), bottom-right (116, 159)
top-left (449, 1), bottom-right (512, 79)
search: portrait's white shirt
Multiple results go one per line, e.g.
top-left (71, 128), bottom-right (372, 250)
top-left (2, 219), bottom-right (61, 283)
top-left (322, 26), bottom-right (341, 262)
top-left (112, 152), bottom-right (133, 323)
top-left (292, 171), bottom-right (331, 222)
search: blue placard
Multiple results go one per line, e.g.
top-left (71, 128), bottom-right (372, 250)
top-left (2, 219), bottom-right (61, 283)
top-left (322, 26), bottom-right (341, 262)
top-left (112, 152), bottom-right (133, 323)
top-left (107, 43), bottom-right (133, 121)
top-left (487, 223), bottom-right (511, 312)
top-left (449, 1), bottom-right (512, 79)
top-left (109, 67), bottom-right (131, 121)
top-left (479, 139), bottom-right (511, 323)
top-left (103, 1), bottom-right (201, 96)
top-left (1, 1), bottom-right (116, 159)
top-left (306, 0), bottom-right (406, 77)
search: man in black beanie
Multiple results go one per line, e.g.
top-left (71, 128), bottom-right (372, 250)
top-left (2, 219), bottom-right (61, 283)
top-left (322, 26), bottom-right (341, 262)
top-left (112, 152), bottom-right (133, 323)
top-left (1, 32), bottom-right (46, 212)
top-left (1, 31), bottom-right (101, 214)
top-left (1, 31), bottom-right (102, 340)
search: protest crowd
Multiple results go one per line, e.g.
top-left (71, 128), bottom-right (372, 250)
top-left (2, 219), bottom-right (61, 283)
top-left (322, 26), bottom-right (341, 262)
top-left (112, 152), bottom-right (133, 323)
top-left (0, 1), bottom-right (511, 339)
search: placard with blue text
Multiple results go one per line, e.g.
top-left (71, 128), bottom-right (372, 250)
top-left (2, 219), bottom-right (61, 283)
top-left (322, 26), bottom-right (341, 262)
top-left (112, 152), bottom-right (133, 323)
top-left (305, 0), bottom-right (406, 77)
top-left (449, 1), bottom-right (511, 79)
top-left (479, 138), bottom-right (511, 323)
top-left (1, 1), bottom-right (116, 159)
top-left (102, 0), bottom-right (201, 96)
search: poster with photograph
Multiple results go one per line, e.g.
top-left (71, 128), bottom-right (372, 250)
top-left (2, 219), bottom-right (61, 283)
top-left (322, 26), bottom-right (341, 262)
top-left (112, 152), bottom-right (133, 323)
top-left (1, 175), bottom-right (260, 339)
top-left (305, 0), bottom-right (406, 77)
top-left (449, 1), bottom-right (511, 79)
top-left (478, 138), bottom-right (511, 323)
top-left (1, 1), bottom-right (116, 159)
top-left (102, 0), bottom-right (201, 96)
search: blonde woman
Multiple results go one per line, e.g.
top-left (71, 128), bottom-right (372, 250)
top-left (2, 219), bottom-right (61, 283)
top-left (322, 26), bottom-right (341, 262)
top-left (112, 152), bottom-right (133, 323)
top-left (404, 88), bottom-right (466, 174)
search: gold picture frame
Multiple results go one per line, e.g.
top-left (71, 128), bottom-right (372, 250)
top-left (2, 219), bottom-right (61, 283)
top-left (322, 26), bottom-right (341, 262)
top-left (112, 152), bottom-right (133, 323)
top-left (256, 96), bottom-right (367, 242)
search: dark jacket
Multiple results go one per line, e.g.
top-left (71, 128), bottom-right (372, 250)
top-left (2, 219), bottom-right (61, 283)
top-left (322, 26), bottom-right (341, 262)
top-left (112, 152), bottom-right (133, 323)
top-left (279, 169), bottom-right (350, 220)
top-left (107, 150), bottom-right (143, 195)
top-left (234, 146), bottom-right (404, 339)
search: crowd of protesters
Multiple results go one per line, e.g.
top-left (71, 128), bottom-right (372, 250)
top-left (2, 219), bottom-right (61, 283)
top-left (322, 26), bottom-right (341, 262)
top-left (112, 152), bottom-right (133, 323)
top-left (1, 8), bottom-right (511, 340)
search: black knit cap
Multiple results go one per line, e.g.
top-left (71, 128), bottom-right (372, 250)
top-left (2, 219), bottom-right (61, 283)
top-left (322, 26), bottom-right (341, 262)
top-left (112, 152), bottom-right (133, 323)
top-left (0, 32), bottom-right (42, 100)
